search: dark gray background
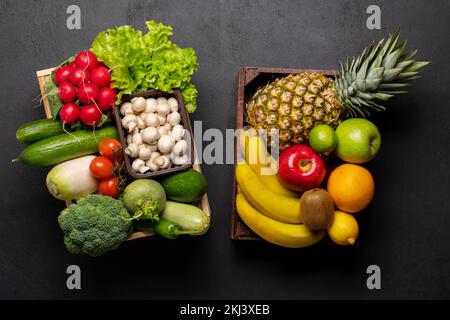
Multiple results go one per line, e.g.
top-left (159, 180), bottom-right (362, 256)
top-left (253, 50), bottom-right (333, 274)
top-left (1, 0), bottom-right (449, 299)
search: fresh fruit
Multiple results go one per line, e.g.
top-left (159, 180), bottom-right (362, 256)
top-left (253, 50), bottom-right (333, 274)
top-left (90, 66), bottom-right (111, 87)
top-left (15, 126), bottom-right (119, 166)
top-left (58, 81), bottom-right (77, 103)
top-left (236, 192), bottom-right (325, 248)
top-left (16, 119), bottom-right (64, 144)
top-left (246, 32), bottom-right (428, 149)
top-left (335, 118), bottom-right (381, 163)
top-left (74, 50), bottom-right (98, 71)
top-left (80, 105), bottom-right (102, 126)
top-left (98, 176), bottom-right (121, 198)
top-left (98, 138), bottom-right (122, 160)
top-left (54, 66), bottom-right (73, 85)
top-left (70, 67), bottom-right (90, 86)
top-left (160, 201), bottom-right (210, 235)
top-left (89, 156), bottom-right (114, 179)
top-left (327, 164), bottom-right (374, 213)
top-left (77, 83), bottom-right (99, 104)
top-left (299, 188), bottom-right (335, 230)
top-left (59, 103), bottom-right (80, 124)
top-left (160, 170), bottom-right (207, 203)
top-left (235, 162), bottom-right (301, 224)
top-left (328, 210), bottom-right (359, 245)
top-left (309, 124), bottom-right (337, 154)
top-left (278, 145), bottom-right (326, 192)
top-left (241, 131), bottom-right (298, 197)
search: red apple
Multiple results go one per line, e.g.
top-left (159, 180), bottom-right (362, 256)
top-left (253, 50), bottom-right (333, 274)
top-left (278, 145), bottom-right (326, 192)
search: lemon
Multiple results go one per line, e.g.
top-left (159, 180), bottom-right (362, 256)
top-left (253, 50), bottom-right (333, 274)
top-left (328, 210), bottom-right (359, 245)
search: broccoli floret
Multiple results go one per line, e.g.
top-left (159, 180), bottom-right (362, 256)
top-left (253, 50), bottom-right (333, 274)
top-left (58, 194), bottom-right (132, 257)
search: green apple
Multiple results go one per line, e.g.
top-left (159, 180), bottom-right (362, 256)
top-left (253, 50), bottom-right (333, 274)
top-left (335, 118), bottom-right (381, 163)
top-left (309, 124), bottom-right (338, 154)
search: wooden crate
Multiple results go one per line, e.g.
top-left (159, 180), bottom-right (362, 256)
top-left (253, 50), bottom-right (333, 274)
top-left (36, 68), bottom-right (211, 241)
top-left (231, 67), bottom-right (338, 240)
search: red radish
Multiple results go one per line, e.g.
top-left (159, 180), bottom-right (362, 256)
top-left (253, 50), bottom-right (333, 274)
top-left (70, 68), bottom-right (90, 86)
top-left (98, 87), bottom-right (116, 111)
top-left (59, 103), bottom-right (80, 124)
top-left (68, 61), bottom-right (77, 69)
top-left (80, 105), bottom-right (102, 126)
top-left (54, 66), bottom-right (72, 85)
top-left (77, 83), bottom-right (99, 104)
top-left (90, 66), bottom-right (111, 87)
top-left (96, 61), bottom-right (107, 69)
top-left (75, 50), bottom-right (97, 71)
top-left (58, 81), bottom-right (77, 103)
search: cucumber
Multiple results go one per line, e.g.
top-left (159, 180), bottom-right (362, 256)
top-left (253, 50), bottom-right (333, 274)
top-left (160, 170), bottom-right (207, 203)
top-left (16, 126), bottom-right (119, 166)
top-left (16, 119), bottom-right (65, 144)
top-left (160, 201), bottom-right (210, 235)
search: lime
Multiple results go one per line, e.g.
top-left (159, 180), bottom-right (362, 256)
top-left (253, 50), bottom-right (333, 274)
top-left (309, 124), bottom-right (338, 153)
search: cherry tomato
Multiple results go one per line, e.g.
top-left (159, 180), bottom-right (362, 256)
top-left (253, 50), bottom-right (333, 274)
top-left (98, 177), bottom-right (121, 198)
top-left (98, 138), bottom-right (122, 160)
top-left (89, 156), bottom-right (114, 179)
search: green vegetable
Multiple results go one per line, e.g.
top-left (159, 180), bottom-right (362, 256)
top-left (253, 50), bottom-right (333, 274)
top-left (14, 126), bottom-right (118, 166)
top-left (160, 201), bottom-right (210, 235)
top-left (46, 155), bottom-right (98, 200)
top-left (122, 179), bottom-right (166, 221)
top-left (58, 194), bottom-right (132, 257)
top-left (134, 218), bottom-right (201, 239)
top-left (16, 119), bottom-right (65, 144)
top-left (161, 170), bottom-right (207, 203)
top-left (44, 79), bottom-right (64, 120)
top-left (91, 20), bottom-right (199, 112)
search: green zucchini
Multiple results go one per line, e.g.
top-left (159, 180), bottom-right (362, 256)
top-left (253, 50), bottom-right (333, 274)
top-left (16, 119), bottom-right (65, 144)
top-left (15, 126), bottom-right (119, 166)
top-left (160, 201), bottom-right (210, 235)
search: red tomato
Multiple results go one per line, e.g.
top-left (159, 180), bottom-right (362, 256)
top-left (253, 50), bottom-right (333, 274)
top-left (89, 156), bottom-right (114, 179)
top-left (98, 177), bottom-right (121, 198)
top-left (98, 138), bottom-right (122, 160)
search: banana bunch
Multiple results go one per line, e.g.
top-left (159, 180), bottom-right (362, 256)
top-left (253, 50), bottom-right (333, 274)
top-left (235, 129), bottom-right (325, 248)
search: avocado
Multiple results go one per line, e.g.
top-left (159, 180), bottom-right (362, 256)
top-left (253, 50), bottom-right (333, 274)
top-left (160, 170), bottom-right (207, 203)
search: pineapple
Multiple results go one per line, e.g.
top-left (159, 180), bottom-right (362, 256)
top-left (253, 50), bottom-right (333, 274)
top-left (246, 31), bottom-right (429, 149)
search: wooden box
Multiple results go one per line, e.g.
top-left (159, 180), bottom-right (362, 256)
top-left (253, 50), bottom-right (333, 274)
top-left (231, 67), bottom-right (338, 240)
top-left (36, 68), bottom-right (211, 241)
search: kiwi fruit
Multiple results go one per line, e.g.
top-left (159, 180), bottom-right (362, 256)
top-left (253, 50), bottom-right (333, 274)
top-left (300, 188), bottom-right (335, 230)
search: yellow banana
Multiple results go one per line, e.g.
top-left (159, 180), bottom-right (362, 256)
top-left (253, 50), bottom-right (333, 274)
top-left (239, 129), bottom-right (298, 198)
top-left (236, 162), bottom-right (302, 224)
top-left (236, 193), bottom-right (325, 248)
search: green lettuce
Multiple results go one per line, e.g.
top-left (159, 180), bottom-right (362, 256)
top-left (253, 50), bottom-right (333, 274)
top-left (91, 21), bottom-right (199, 113)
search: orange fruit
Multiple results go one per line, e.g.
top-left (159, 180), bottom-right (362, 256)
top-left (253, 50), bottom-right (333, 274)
top-left (327, 164), bottom-right (374, 213)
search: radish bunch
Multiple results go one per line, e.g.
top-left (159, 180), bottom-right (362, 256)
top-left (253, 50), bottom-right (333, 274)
top-left (54, 50), bottom-right (116, 127)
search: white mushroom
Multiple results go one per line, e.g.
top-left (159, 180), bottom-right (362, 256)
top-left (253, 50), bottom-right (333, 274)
top-left (131, 129), bottom-right (143, 145)
top-left (155, 154), bottom-right (171, 169)
top-left (156, 97), bottom-right (168, 105)
top-left (126, 134), bottom-right (132, 145)
top-left (158, 126), bottom-right (168, 137)
top-left (173, 140), bottom-right (188, 157)
top-left (121, 114), bottom-right (138, 131)
top-left (144, 113), bottom-right (159, 127)
top-left (124, 143), bottom-right (139, 158)
top-left (145, 98), bottom-right (157, 113)
top-left (146, 152), bottom-right (161, 171)
top-left (171, 124), bottom-right (185, 141)
top-left (158, 115), bottom-right (167, 126)
top-left (131, 159), bottom-right (146, 172)
top-left (168, 97), bottom-right (179, 112)
top-left (167, 111), bottom-right (181, 126)
top-left (137, 116), bottom-right (146, 129)
top-left (148, 142), bottom-right (158, 152)
top-left (131, 97), bottom-right (146, 113)
top-left (120, 102), bottom-right (134, 116)
top-left (157, 102), bottom-right (171, 116)
top-left (141, 127), bottom-right (160, 144)
top-left (138, 144), bottom-right (153, 160)
top-left (172, 154), bottom-right (189, 166)
top-left (158, 135), bottom-right (175, 154)
top-left (164, 123), bottom-right (172, 132)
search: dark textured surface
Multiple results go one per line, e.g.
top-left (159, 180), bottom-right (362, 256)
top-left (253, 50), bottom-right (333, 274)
top-left (1, 0), bottom-right (449, 299)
